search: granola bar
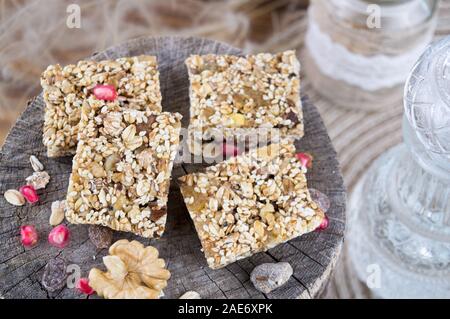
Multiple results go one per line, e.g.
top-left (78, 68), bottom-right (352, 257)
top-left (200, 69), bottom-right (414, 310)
top-left (178, 141), bottom-right (325, 269)
top-left (41, 55), bottom-right (162, 157)
top-left (185, 50), bottom-right (304, 154)
top-left (65, 96), bottom-right (182, 238)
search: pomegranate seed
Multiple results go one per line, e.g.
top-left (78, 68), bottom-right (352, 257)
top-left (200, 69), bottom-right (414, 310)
top-left (20, 225), bottom-right (38, 248)
top-left (295, 152), bottom-right (313, 169)
top-left (48, 225), bottom-right (70, 248)
top-left (19, 185), bottom-right (39, 204)
top-left (76, 278), bottom-right (95, 295)
top-left (316, 215), bottom-right (329, 232)
top-left (92, 84), bottom-right (117, 101)
top-left (222, 143), bottom-right (240, 158)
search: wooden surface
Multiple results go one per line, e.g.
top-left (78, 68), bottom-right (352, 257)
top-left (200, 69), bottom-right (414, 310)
top-left (0, 36), bottom-right (345, 299)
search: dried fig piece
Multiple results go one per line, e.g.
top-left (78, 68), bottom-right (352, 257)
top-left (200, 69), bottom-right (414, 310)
top-left (201, 107), bottom-right (215, 120)
top-left (244, 87), bottom-right (265, 107)
top-left (150, 206), bottom-right (167, 222)
top-left (89, 225), bottom-right (114, 249)
top-left (285, 110), bottom-right (299, 125)
top-left (136, 115), bottom-right (156, 133)
top-left (42, 257), bottom-right (67, 292)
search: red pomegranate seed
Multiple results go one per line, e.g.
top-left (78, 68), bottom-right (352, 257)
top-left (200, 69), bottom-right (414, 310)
top-left (316, 215), bottom-right (329, 232)
top-left (76, 278), bottom-right (95, 295)
top-left (295, 152), bottom-right (313, 169)
top-left (19, 185), bottom-right (39, 204)
top-left (222, 143), bottom-right (240, 158)
top-left (48, 225), bottom-right (70, 248)
top-left (20, 225), bottom-right (38, 248)
top-left (92, 84), bottom-right (117, 101)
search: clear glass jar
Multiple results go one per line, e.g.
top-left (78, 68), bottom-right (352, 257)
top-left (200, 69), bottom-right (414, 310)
top-left (436, 0), bottom-right (450, 38)
top-left (347, 37), bottom-right (450, 298)
top-left (304, 0), bottom-right (438, 111)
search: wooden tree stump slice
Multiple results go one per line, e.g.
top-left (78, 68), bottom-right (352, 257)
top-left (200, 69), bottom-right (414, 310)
top-left (0, 36), bottom-right (346, 299)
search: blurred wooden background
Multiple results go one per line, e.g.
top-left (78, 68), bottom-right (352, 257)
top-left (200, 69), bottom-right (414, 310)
top-left (0, 0), bottom-right (309, 144)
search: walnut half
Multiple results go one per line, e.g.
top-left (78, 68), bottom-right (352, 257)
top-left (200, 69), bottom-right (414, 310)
top-left (89, 239), bottom-right (171, 299)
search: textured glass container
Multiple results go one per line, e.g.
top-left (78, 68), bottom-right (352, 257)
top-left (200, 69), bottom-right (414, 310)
top-left (348, 37), bottom-right (450, 298)
top-left (304, 0), bottom-right (438, 111)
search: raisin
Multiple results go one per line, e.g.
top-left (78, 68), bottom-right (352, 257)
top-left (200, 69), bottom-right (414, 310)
top-left (271, 202), bottom-right (279, 212)
top-left (136, 115), bottom-right (156, 133)
top-left (41, 257), bottom-right (67, 292)
top-left (150, 206), bottom-right (167, 222)
top-left (88, 225), bottom-right (113, 249)
top-left (285, 110), bottom-right (299, 124)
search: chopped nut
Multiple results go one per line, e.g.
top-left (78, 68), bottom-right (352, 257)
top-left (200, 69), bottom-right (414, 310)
top-left (240, 182), bottom-right (253, 198)
top-left (254, 220), bottom-right (265, 238)
top-left (91, 163), bottom-right (106, 178)
top-left (103, 112), bottom-right (124, 137)
top-left (4, 189), bottom-right (25, 206)
top-left (228, 113), bottom-right (246, 127)
top-left (26, 171), bottom-right (50, 190)
top-left (136, 148), bottom-right (154, 169)
top-left (49, 200), bottom-right (66, 226)
top-left (282, 179), bottom-right (295, 193)
top-left (179, 291), bottom-right (201, 299)
top-left (226, 213), bottom-right (235, 224)
top-left (104, 154), bottom-right (121, 172)
top-left (260, 203), bottom-right (275, 215)
top-left (30, 155), bottom-right (44, 172)
top-left (89, 239), bottom-right (171, 299)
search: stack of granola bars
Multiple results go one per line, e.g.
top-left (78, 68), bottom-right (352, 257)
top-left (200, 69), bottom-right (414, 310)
top-left (40, 51), bottom-right (325, 269)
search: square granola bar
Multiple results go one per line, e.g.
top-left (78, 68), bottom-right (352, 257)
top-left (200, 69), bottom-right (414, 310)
top-left (185, 50), bottom-right (304, 154)
top-left (41, 55), bottom-right (162, 157)
top-left (65, 96), bottom-right (182, 238)
top-left (178, 140), bottom-right (325, 269)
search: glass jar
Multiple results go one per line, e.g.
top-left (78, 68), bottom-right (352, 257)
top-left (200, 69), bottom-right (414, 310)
top-left (347, 36), bottom-right (450, 298)
top-left (304, 0), bottom-right (438, 111)
top-left (436, 0), bottom-right (450, 38)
